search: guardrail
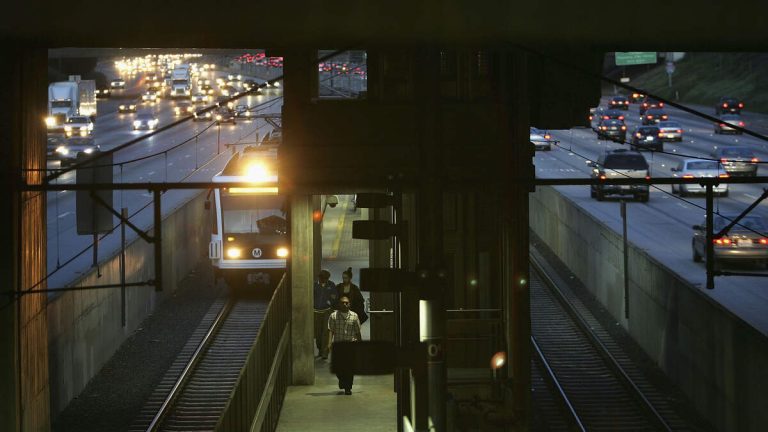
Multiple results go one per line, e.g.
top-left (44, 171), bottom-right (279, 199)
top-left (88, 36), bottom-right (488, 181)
top-left (215, 274), bottom-right (291, 432)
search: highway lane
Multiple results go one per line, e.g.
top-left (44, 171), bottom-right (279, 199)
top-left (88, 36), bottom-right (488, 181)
top-left (45, 62), bottom-right (284, 290)
top-left (536, 96), bottom-right (768, 335)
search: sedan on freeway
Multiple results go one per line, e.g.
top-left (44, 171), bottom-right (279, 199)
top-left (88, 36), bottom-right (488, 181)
top-left (530, 127), bottom-right (558, 151)
top-left (639, 97), bottom-right (664, 115)
top-left (214, 107), bottom-right (236, 125)
top-left (596, 119), bottom-right (627, 142)
top-left (110, 78), bottom-right (126, 89)
top-left (670, 159), bottom-right (729, 197)
top-left (712, 146), bottom-right (759, 177)
top-left (715, 96), bottom-right (744, 115)
top-left (234, 104), bottom-right (252, 119)
top-left (657, 120), bottom-right (683, 142)
top-left (642, 108), bottom-right (668, 125)
top-left (193, 111), bottom-right (213, 122)
top-left (191, 92), bottom-right (210, 104)
top-left (629, 126), bottom-right (663, 152)
top-left (174, 101), bottom-right (194, 116)
top-left (600, 109), bottom-right (626, 121)
top-left (692, 215), bottom-right (768, 269)
top-left (64, 116), bottom-right (94, 137)
top-left (608, 95), bottom-right (630, 110)
top-left (54, 137), bottom-right (100, 167)
top-left (714, 114), bottom-right (745, 134)
top-left (142, 90), bottom-right (160, 103)
top-left (95, 88), bottom-right (111, 99)
top-left (629, 92), bottom-right (645, 103)
top-left (118, 100), bottom-right (138, 113)
top-left (133, 113), bottom-right (159, 130)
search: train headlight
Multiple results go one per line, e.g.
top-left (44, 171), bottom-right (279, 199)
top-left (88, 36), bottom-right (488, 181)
top-left (45, 116), bottom-right (55, 127)
top-left (276, 247), bottom-right (289, 258)
top-left (244, 162), bottom-right (269, 183)
top-left (226, 247), bottom-right (242, 259)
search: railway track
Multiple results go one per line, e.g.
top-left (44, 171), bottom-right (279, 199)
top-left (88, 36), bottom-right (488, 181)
top-left (130, 297), bottom-right (267, 432)
top-left (530, 254), bottom-right (691, 431)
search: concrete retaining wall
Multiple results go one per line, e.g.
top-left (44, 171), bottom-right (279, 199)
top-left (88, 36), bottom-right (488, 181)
top-left (530, 186), bottom-right (768, 432)
top-left (47, 191), bottom-right (210, 417)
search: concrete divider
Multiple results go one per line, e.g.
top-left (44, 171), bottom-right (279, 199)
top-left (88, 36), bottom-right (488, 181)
top-left (530, 185), bottom-right (768, 432)
top-left (47, 191), bottom-right (210, 417)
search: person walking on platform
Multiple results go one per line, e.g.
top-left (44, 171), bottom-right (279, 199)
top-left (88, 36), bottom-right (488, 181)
top-left (314, 270), bottom-right (337, 359)
top-left (336, 267), bottom-right (368, 325)
top-left (328, 294), bottom-right (362, 395)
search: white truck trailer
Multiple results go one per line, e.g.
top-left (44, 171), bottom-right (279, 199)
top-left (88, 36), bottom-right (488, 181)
top-left (46, 75), bottom-right (96, 132)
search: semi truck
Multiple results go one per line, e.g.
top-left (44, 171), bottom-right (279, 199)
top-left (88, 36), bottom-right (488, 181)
top-left (170, 65), bottom-right (191, 98)
top-left (46, 75), bottom-right (96, 132)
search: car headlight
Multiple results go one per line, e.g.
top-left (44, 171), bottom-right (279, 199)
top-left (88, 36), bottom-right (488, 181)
top-left (119, 105), bottom-right (126, 109)
top-left (83, 148), bottom-right (94, 154)
top-left (88, 123), bottom-right (94, 130)
top-left (226, 247), bottom-right (242, 259)
top-left (133, 120), bottom-right (141, 127)
top-left (216, 115), bottom-right (222, 120)
top-left (64, 125), bottom-right (72, 131)
top-left (276, 247), bottom-right (289, 258)
top-left (56, 146), bottom-right (69, 155)
top-left (45, 117), bottom-right (55, 127)
top-left (129, 105), bottom-right (135, 109)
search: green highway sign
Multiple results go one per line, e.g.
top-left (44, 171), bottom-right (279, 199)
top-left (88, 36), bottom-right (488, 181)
top-left (615, 52), bottom-right (657, 66)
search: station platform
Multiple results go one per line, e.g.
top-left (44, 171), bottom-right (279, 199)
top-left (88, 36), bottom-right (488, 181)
top-left (275, 358), bottom-right (396, 432)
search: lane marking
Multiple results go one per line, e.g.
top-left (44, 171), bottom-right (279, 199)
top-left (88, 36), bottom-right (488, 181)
top-left (330, 198), bottom-right (350, 259)
top-left (57, 211), bottom-right (72, 219)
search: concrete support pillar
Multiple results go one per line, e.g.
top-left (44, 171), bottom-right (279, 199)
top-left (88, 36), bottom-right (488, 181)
top-left (290, 194), bottom-right (315, 384)
top-left (500, 51), bottom-right (531, 428)
top-left (0, 47), bottom-right (51, 431)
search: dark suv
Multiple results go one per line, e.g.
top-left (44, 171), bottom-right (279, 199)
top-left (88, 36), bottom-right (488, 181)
top-left (608, 95), bottom-right (630, 110)
top-left (715, 96), bottom-right (744, 115)
top-left (589, 149), bottom-right (650, 202)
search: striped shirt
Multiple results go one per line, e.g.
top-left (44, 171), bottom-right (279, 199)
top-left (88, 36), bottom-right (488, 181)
top-left (328, 310), bottom-right (361, 342)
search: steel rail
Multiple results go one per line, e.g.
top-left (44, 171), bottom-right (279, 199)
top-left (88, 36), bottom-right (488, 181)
top-left (530, 255), bottom-right (674, 432)
top-left (144, 299), bottom-right (233, 432)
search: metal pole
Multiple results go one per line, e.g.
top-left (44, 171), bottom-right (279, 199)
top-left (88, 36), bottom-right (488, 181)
top-left (93, 233), bottom-right (101, 277)
top-left (121, 208), bottom-right (127, 327)
top-left (706, 184), bottom-right (715, 289)
top-left (621, 201), bottom-right (629, 319)
top-left (153, 190), bottom-right (163, 292)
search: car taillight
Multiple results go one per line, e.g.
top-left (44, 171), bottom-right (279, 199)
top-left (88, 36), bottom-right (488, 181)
top-left (658, 133), bottom-right (664, 137)
top-left (645, 175), bottom-right (651, 180)
top-left (739, 103), bottom-right (744, 108)
top-left (683, 174), bottom-right (695, 178)
top-left (636, 133), bottom-right (642, 138)
top-left (751, 157), bottom-right (759, 163)
top-left (721, 158), bottom-right (728, 163)
top-left (603, 115), bottom-right (610, 120)
top-left (621, 126), bottom-right (626, 130)
top-left (714, 238), bottom-right (732, 245)
top-left (720, 123), bottom-right (726, 127)
top-left (659, 102), bottom-right (664, 107)
top-left (601, 126), bottom-right (607, 130)
top-left (738, 121), bottom-right (745, 127)
top-left (619, 116), bottom-right (625, 120)
top-left (647, 115), bottom-right (653, 119)
top-left (544, 134), bottom-right (551, 140)
top-left (719, 173), bottom-right (730, 178)
top-left (676, 129), bottom-right (682, 133)
top-left (723, 103), bottom-right (728, 108)
top-left (599, 175), bottom-right (606, 180)
top-left (662, 115), bottom-right (668, 120)
top-left (759, 238), bottom-right (768, 245)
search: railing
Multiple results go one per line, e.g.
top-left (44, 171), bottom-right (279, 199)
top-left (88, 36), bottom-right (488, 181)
top-left (215, 274), bottom-right (291, 432)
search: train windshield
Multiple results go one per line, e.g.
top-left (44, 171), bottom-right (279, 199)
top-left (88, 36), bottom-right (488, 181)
top-left (221, 193), bottom-right (287, 235)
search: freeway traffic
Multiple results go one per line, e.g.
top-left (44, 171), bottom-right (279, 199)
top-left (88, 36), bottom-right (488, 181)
top-left (45, 54), bottom-right (284, 290)
top-left (535, 95), bottom-right (768, 333)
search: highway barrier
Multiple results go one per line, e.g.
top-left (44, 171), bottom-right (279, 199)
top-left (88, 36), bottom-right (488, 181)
top-left (530, 185), bottom-right (768, 432)
top-left (47, 191), bottom-right (210, 416)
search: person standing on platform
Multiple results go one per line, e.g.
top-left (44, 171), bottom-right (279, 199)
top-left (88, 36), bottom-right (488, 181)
top-left (314, 269), bottom-right (337, 359)
top-left (336, 267), bottom-right (368, 325)
top-left (328, 294), bottom-right (362, 395)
